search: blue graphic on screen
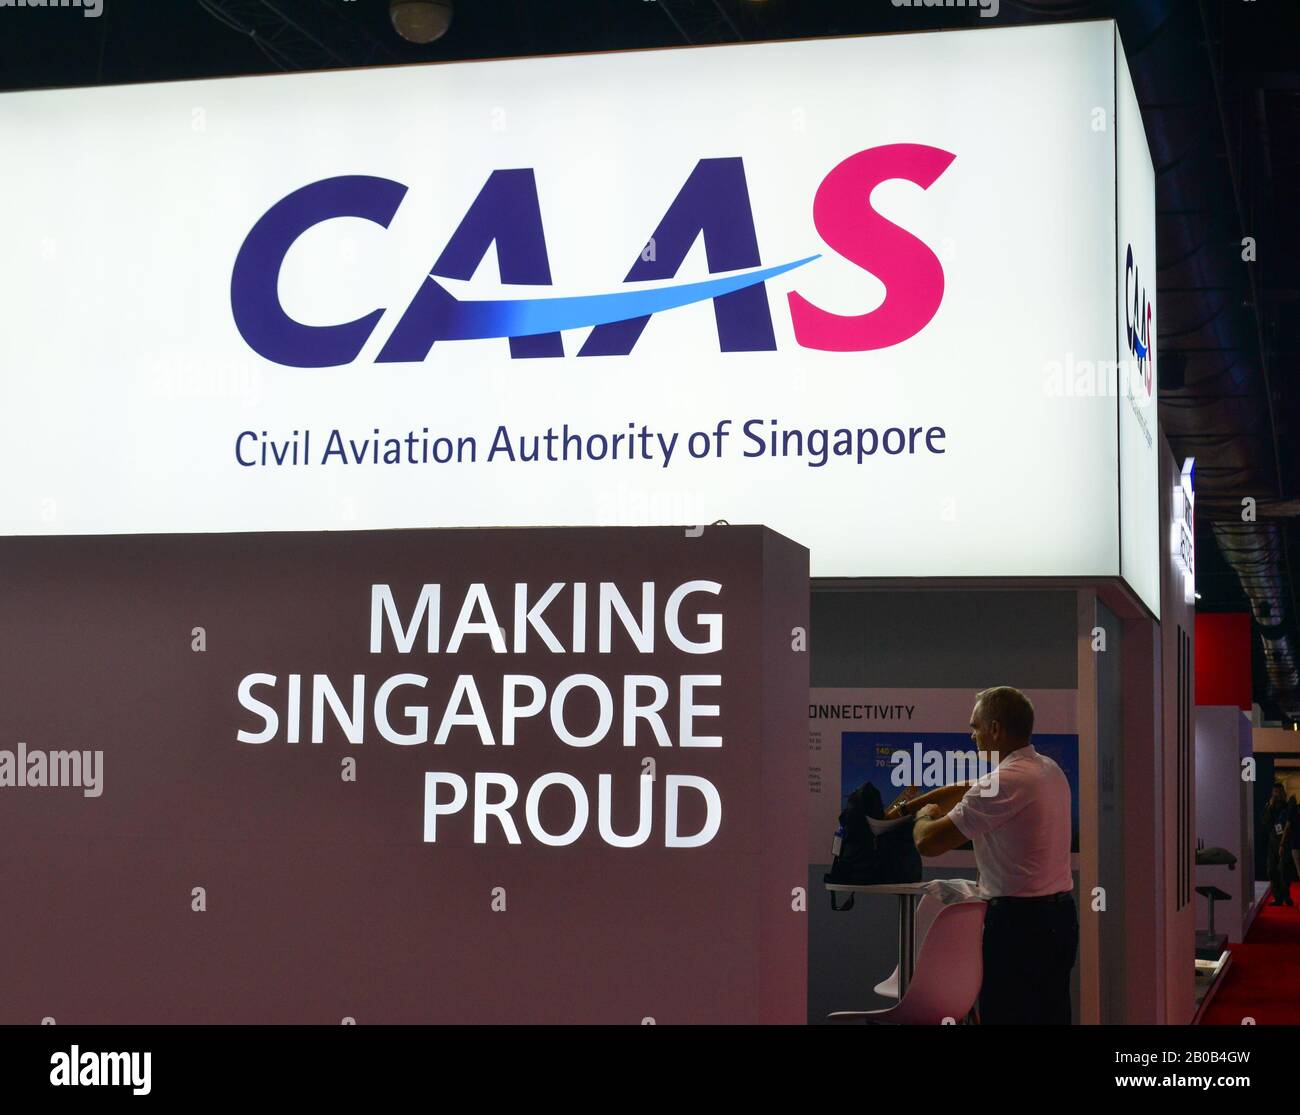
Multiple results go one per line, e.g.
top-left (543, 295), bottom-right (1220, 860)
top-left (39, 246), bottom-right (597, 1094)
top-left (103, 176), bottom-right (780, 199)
top-left (841, 731), bottom-right (1080, 852)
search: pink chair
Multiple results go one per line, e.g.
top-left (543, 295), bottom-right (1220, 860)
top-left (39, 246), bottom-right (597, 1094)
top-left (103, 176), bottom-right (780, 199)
top-left (829, 901), bottom-right (986, 1025)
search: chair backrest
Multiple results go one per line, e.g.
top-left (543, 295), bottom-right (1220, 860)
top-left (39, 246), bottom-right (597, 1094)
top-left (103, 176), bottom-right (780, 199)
top-left (914, 893), bottom-right (943, 951)
top-left (873, 893), bottom-right (944, 998)
top-left (887, 901), bottom-right (986, 1025)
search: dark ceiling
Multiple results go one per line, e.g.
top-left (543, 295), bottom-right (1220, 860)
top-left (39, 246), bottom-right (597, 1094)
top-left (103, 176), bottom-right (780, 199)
top-left (2, 0), bottom-right (1297, 721)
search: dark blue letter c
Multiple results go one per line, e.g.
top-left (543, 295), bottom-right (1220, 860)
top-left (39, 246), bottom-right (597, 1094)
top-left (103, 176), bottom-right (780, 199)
top-left (231, 175), bottom-right (408, 368)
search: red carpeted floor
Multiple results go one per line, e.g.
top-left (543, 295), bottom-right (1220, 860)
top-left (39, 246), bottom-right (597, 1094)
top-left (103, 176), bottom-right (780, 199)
top-left (1200, 881), bottom-right (1300, 1025)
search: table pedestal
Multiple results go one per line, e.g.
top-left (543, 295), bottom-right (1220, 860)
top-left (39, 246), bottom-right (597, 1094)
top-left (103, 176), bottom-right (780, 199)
top-left (826, 882), bottom-right (930, 1007)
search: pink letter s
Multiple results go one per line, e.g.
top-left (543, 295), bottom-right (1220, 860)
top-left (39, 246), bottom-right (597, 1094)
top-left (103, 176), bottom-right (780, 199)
top-left (789, 143), bottom-right (955, 352)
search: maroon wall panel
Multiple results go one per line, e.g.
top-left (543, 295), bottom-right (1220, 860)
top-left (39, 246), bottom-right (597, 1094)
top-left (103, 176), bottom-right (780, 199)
top-left (0, 525), bottom-right (808, 1023)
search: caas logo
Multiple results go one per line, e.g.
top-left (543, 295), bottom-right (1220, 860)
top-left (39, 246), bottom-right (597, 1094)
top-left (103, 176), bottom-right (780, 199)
top-left (1124, 242), bottom-right (1154, 396)
top-left (231, 144), bottom-right (955, 369)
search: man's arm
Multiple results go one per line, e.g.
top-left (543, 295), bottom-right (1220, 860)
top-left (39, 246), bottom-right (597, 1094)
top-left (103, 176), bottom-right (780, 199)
top-left (911, 804), bottom-right (969, 857)
top-left (887, 782), bottom-right (972, 820)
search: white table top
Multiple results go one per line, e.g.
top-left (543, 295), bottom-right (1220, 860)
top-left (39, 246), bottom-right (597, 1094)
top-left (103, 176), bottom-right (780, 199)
top-left (824, 882), bottom-right (929, 895)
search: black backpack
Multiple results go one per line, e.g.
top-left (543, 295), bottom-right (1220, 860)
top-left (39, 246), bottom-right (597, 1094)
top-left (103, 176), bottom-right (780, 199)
top-left (824, 782), bottom-right (922, 910)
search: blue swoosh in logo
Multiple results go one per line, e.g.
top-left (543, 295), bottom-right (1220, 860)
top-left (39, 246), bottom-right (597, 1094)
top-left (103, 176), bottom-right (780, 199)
top-left (1133, 334), bottom-right (1148, 359)
top-left (421, 254), bottom-right (821, 340)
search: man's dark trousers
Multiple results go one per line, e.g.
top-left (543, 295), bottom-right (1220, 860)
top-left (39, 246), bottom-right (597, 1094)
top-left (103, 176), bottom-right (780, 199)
top-left (1267, 838), bottom-right (1288, 902)
top-left (980, 893), bottom-right (1078, 1024)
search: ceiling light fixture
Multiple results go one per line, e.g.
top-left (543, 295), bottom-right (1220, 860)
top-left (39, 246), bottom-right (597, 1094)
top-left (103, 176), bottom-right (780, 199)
top-left (390, 0), bottom-right (453, 45)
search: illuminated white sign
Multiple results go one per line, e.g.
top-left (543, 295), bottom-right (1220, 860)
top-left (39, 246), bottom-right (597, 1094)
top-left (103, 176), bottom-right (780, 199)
top-left (0, 21), bottom-right (1157, 611)
top-left (1116, 28), bottom-right (1161, 617)
top-left (1171, 457), bottom-right (1195, 604)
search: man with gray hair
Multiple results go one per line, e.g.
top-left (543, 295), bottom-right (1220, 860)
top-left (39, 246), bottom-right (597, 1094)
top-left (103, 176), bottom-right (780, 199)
top-left (889, 686), bottom-right (1076, 1023)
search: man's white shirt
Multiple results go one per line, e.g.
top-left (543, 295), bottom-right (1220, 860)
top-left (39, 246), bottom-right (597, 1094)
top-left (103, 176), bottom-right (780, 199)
top-left (947, 744), bottom-right (1073, 898)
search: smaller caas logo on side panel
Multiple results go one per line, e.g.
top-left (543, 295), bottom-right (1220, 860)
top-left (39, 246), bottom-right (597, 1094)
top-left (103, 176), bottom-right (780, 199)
top-left (1124, 242), bottom-right (1155, 397)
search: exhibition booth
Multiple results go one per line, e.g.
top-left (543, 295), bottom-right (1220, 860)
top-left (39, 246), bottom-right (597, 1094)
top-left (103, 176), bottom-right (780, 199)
top-left (810, 435), bottom-right (1197, 1025)
top-left (1189, 610), bottom-right (1299, 1022)
top-left (0, 18), bottom-right (1203, 1023)
top-left (1250, 726), bottom-right (1300, 884)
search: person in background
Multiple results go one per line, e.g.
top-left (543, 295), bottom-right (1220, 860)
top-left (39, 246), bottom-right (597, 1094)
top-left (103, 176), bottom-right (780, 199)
top-left (1286, 795), bottom-right (1300, 904)
top-left (1262, 784), bottom-right (1291, 907)
top-left (887, 686), bottom-right (1076, 1024)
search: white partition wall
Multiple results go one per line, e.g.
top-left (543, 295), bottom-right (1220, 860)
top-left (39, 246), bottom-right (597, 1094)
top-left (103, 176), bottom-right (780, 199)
top-left (1196, 706), bottom-right (1255, 942)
